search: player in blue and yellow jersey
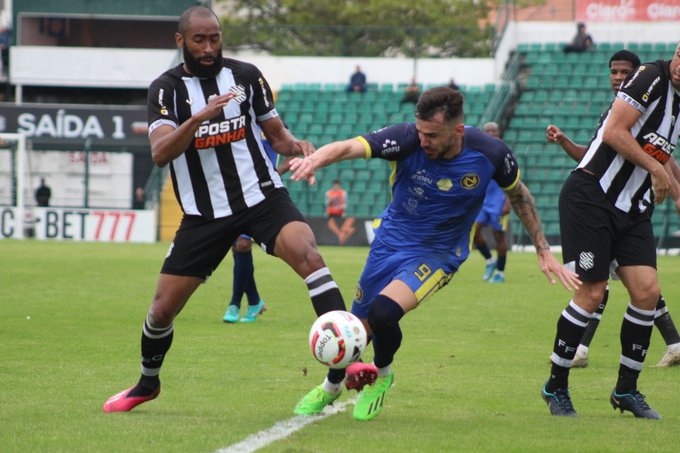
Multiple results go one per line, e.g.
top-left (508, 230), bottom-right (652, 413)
top-left (474, 121), bottom-right (511, 283)
top-left (289, 87), bottom-right (581, 421)
top-left (222, 133), bottom-right (292, 323)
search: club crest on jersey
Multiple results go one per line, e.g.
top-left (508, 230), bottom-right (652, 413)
top-left (460, 173), bottom-right (480, 190)
top-left (230, 84), bottom-right (247, 104)
top-left (436, 178), bottom-right (453, 191)
top-left (354, 285), bottom-right (364, 303)
top-left (579, 251), bottom-right (594, 270)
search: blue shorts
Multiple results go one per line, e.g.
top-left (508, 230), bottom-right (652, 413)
top-left (475, 209), bottom-right (508, 232)
top-left (351, 239), bottom-right (460, 319)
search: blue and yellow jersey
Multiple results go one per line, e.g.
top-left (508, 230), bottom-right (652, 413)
top-left (357, 123), bottom-right (520, 260)
top-left (482, 179), bottom-right (507, 214)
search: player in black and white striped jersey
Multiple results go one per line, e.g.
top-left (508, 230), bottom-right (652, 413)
top-left (546, 50), bottom-right (680, 368)
top-left (543, 42), bottom-right (680, 419)
top-left (103, 5), bottom-right (347, 413)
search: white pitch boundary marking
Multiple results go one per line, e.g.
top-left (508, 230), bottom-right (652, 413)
top-left (215, 396), bottom-right (357, 453)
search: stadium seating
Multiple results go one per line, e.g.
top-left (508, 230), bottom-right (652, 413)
top-left (276, 83), bottom-right (496, 218)
top-left (508, 42), bottom-right (679, 242)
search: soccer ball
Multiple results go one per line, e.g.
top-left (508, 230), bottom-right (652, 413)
top-left (308, 310), bottom-right (367, 369)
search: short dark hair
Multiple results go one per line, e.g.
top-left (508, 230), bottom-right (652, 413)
top-left (609, 50), bottom-right (641, 69)
top-left (415, 87), bottom-right (464, 123)
top-left (178, 6), bottom-right (219, 35)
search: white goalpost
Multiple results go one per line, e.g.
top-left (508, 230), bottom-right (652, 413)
top-left (0, 133), bottom-right (28, 239)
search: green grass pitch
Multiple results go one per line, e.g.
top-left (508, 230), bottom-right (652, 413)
top-left (2, 240), bottom-right (680, 452)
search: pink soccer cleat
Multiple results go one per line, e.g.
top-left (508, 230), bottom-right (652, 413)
top-left (103, 385), bottom-right (160, 413)
top-left (345, 362), bottom-right (378, 392)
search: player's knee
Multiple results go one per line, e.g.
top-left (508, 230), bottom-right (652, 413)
top-left (368, 295), bottom-right (405, 333)
top-left (233, 237), bottom-right (252, 253)
top-left (629, 281), bottom-right (661, 309)
top-left (147, 300), bottom-right (177, 328)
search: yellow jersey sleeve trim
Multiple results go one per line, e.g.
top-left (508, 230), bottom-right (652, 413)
top-left (356, 136), bottom-right (372, 159)
top-left (501, 168), bottom-right (521, 192)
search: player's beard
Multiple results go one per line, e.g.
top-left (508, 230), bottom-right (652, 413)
top-left (182, 45), bottom-right (223, 78)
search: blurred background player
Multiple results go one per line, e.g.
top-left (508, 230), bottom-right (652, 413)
top-left (546, 50), bottom-right (680, 368)
top-left (325, 179), bottom-right (355, 244)
top-left (222, 235), bottom-right (266, 323)
top-left (473, 121), bottom-right (511, 283)
top-left (222, 127), bottom-right (299, 323)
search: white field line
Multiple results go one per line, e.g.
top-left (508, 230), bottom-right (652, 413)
top-left (215, 396), bottom-right (356, 453)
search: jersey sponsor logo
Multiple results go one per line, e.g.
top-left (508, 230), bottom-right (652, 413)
top-left (579, 251), bottom-right (594, 270)
top-left (460, 173), bottom-right (480, 190)
top-left (194, 115), bottom-right (247, 149)
top-left (412, 169), bottom-right (433, 185)
top-left (641, 132), bottom-right (673, 164)
top-left (503, 154), bottom-right (515, 175)
top-left (230, 84), bottom-right (247, 104)
top-left (409, 186), bottom-right (425, 197)
top-left (381, 139), bottom-right (400, 155)
top-left (642, 76), bottom-right (661, 102)
top-left (159, 88), bottom-right (168, 115)
top-left (258, 78), bottom-right (270, 108)
top-left (436, 178), bottom-right (453, 191)
top-left (624, 65), bottom-right (645, 89)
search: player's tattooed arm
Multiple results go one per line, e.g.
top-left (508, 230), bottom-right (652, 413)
top-left (505, 181), bottom-right (550, 253)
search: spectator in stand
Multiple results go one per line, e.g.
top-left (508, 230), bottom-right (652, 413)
top-left (0, 9), bottom-right (11, 71)
top-left (35, 178), bottom-right (52, 207)
top-left (346, 65), bottom-right (367, 93)
top-left (400, 77), bottom-right (421, 104)
top-left (132, 186), bottom-right (146, 210)
top-left (448, 78), bottom-right (460, 91)
top-left (563, 22), bottom-right (593, 53)
top-left (325, 179), bottom-right (355, 244)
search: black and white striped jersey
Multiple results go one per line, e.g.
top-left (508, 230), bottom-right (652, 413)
top-left (147, 59), bottom-right (284, 219)
top-left (577, 60), bottom-right (680, 218)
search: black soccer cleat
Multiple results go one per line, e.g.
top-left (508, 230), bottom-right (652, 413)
top-left (610, 389), bottom-right (661, 419)
top-left (541, 382), bottom-right (577, 416)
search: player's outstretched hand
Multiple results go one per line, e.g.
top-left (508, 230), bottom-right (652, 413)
top-left (289, 156), bottom-right (316, 182)
top-left (546, 125), bottom-right (564, 144)
top-left (288, 141), bottom-right (316, 185)
top-left (538, 249), bottom-right (581, 291)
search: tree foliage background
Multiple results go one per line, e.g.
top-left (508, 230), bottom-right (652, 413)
top-left (217, 0), bottom-right (504, 57)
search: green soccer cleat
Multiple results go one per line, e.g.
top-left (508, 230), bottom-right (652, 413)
top-left (223, 305), bottom-right (240, 323)
top-left (293, 385), bottom-right (341, 415)
top-left (353, 372), bottom-right (394, 421)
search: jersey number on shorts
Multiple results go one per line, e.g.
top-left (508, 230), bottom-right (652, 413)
top-left (414, 264), bottom-right (432, 282)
